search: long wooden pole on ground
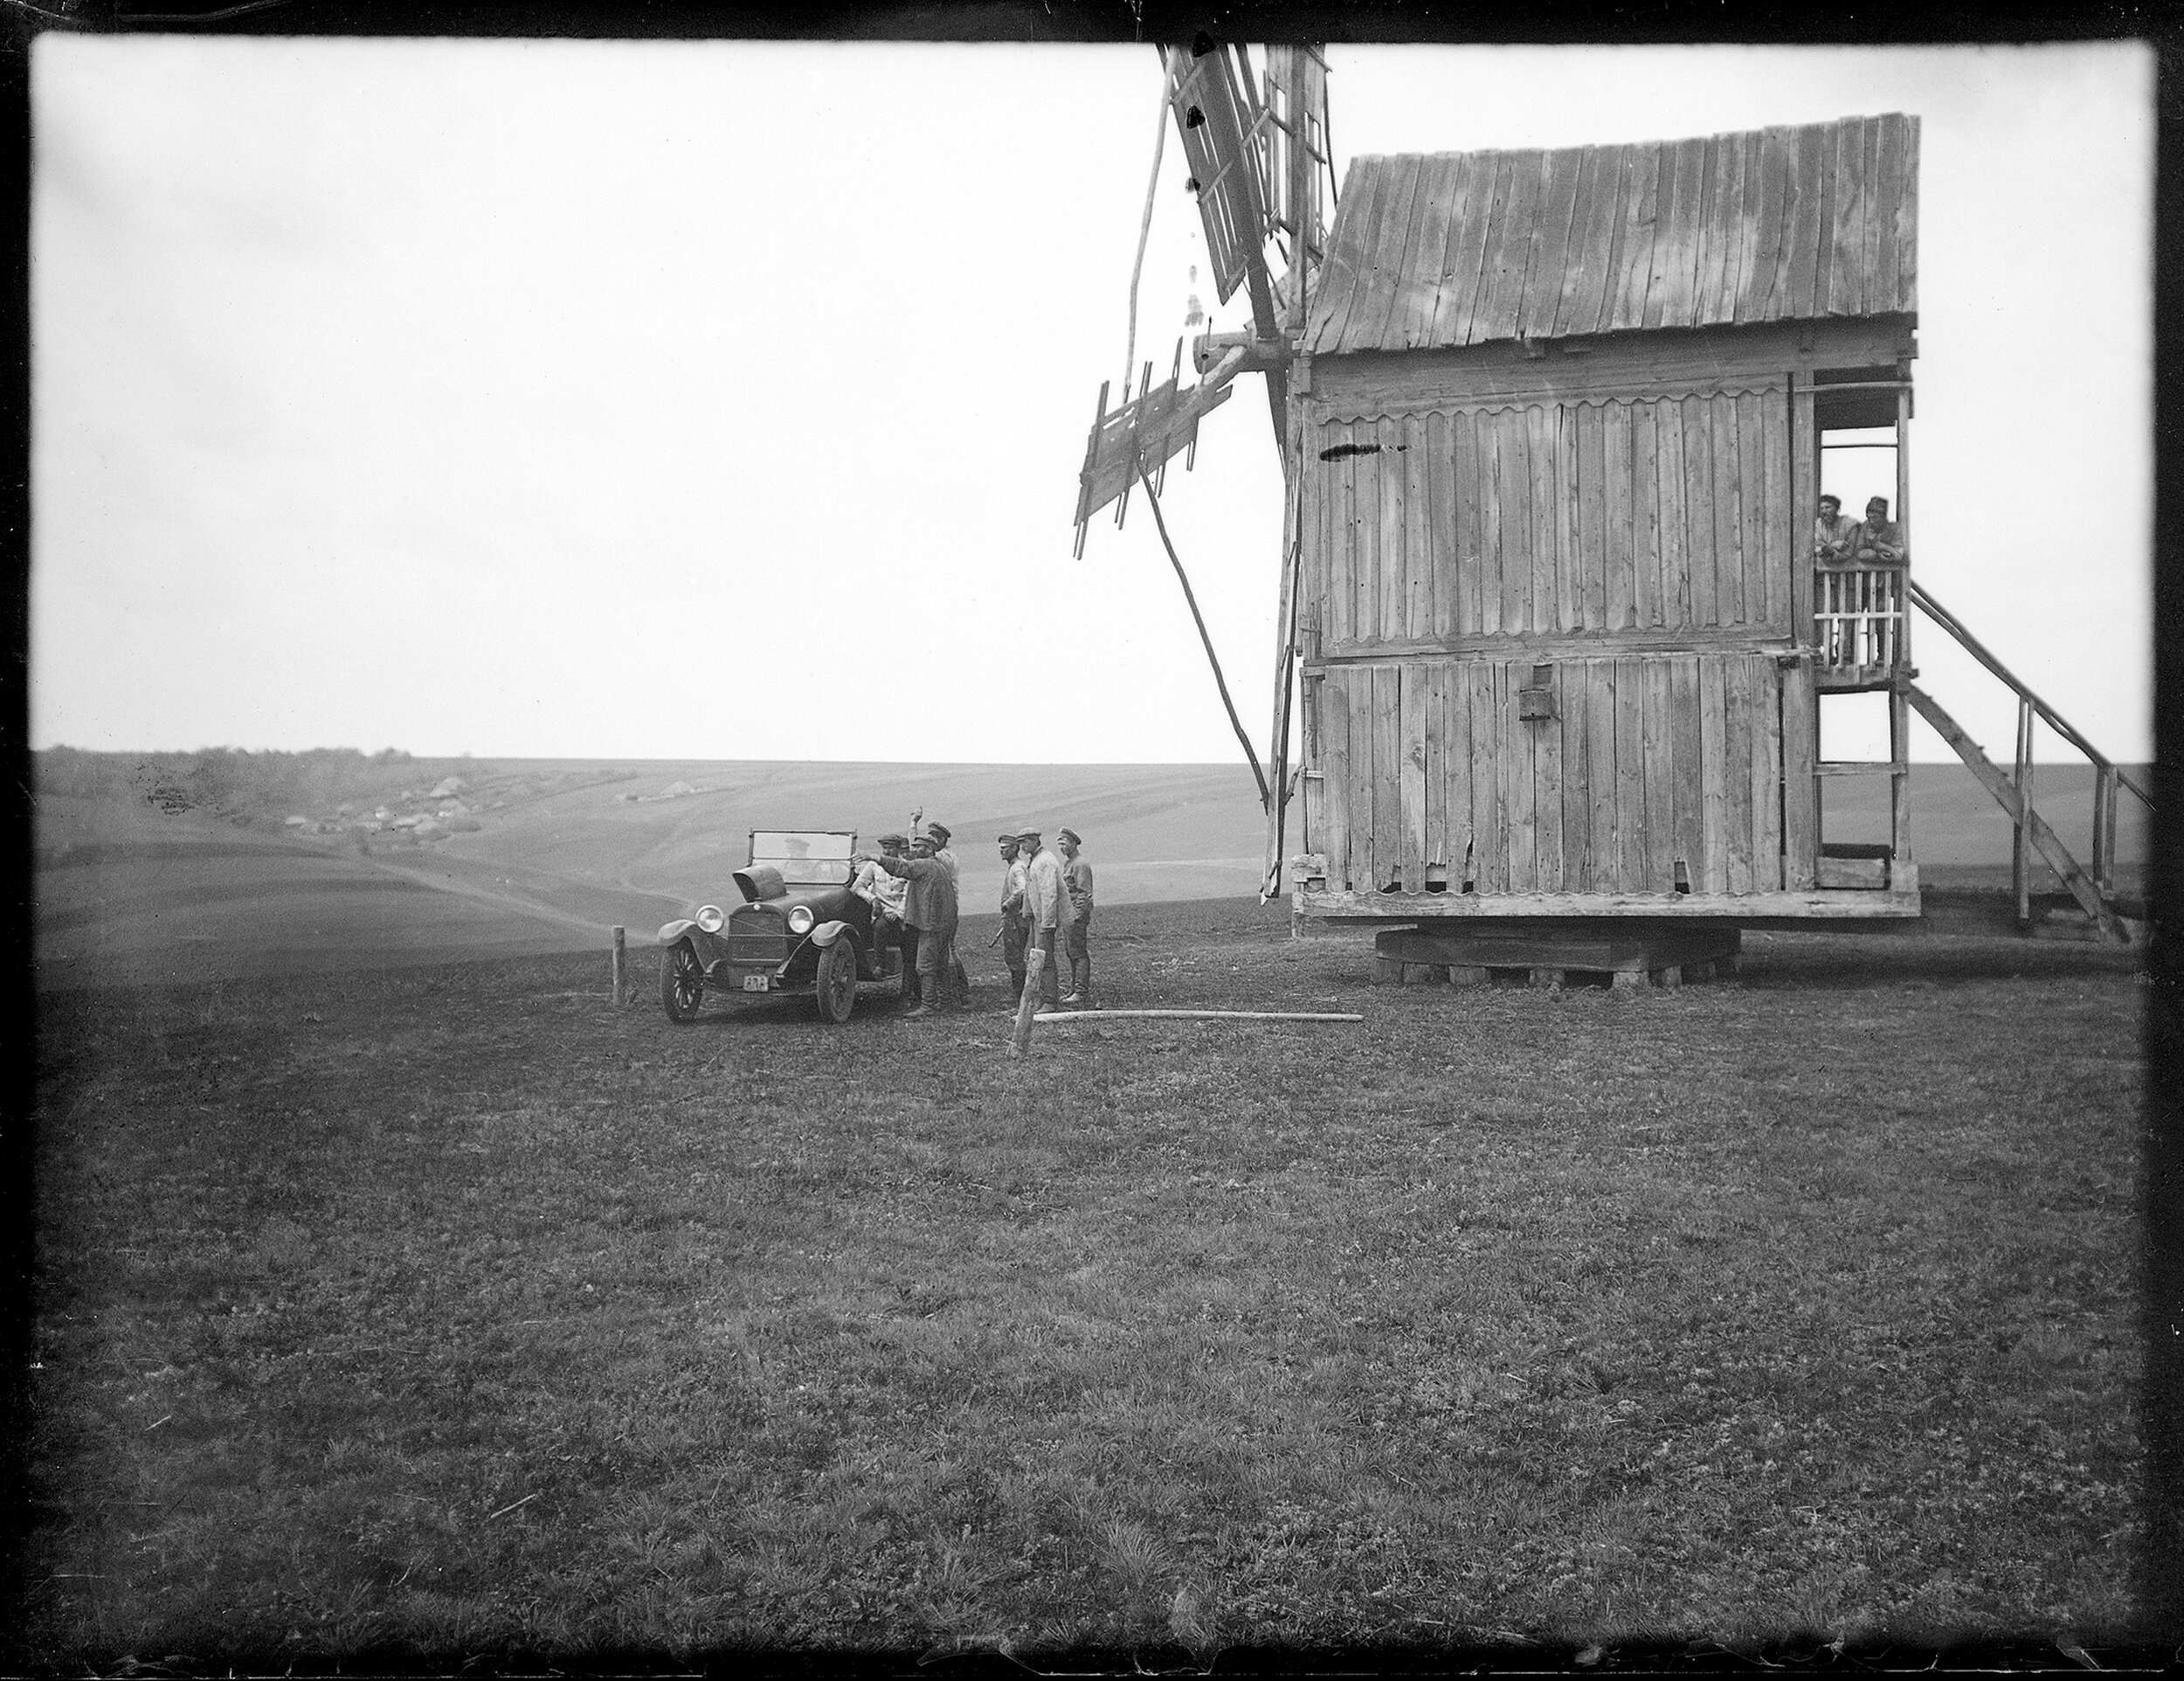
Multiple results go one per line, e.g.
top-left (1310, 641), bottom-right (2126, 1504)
top-left (1029, 1009), bottom-right (1362, 1024)
top-left (1137, 460), bottom-right (1272, 809)
top-left (612, 926), bottom-right (626, 1006)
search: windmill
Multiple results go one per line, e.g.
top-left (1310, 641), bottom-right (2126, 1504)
top-left (1076, 58), bottom-right (2145, 977)
top-left (1072, 41), bottom-right (1331, 896)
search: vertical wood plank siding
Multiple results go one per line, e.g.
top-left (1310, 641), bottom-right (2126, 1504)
top-left (1308, 649), bottom-right (1787, 895)
top-left (1400, 662), bottom-right (1429, 889)
top-left (1320, 389), bottom-right (1788, 652)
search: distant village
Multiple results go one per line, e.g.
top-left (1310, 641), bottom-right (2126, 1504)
top-left (287, 768), bottom-right (710, 844)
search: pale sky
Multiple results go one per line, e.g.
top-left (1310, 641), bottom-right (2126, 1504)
top-left (31, 38), bottom-right (2153, 765)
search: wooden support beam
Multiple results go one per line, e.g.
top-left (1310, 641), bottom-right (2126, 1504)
top-left (1305, 886), bottom-right (1917, 920)
top-left (1889, 683), bottom-right (1912, 873)
top-left (1904, 682), bottom-right (2126, 942)
top-left (2014, 695), bottom-right (2035, 924)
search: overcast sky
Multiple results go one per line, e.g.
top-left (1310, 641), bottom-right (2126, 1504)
top-left (31, 38), bottom-right (2153, 765)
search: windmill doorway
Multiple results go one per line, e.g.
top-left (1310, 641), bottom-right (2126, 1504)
top-left (1810, 370), bottom-right (1913, 891)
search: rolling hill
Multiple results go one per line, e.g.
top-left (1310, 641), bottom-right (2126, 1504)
top-left (32, 754), bottom-right (2149, 990)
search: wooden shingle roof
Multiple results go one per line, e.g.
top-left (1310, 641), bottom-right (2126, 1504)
top-left (1304, 114), bottom-right (1918, 356)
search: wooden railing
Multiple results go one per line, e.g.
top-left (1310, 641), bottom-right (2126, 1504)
top-left (1910, 579), bottom-right (2153, 918)
top-left (1814, 562), bottom-right (1907, 674)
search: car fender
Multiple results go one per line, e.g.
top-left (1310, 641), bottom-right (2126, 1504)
top-left (809, 920), bottom-right (854, 948)
top-left (657, 919), bottom-right (697, 946)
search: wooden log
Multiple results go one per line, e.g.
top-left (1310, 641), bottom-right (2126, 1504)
top-left (1008, 945), bottom-right (1046, 1056)
top-left (1374, 956), bottom-right (1404, 986)
top-left (612, 926), bottom-right (627, 1006)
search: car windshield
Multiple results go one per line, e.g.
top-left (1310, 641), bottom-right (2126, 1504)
top-left (749, 829), bottom-right (855, 887)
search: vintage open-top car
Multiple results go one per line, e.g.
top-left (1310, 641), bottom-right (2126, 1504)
top-left (657, 829), bottom-right (902, 1024)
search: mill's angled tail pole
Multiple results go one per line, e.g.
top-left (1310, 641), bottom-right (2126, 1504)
top-left (1136, 457), bottom-right (1271, 810)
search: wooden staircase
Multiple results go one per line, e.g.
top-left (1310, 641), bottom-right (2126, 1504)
top-left (1904, 581), bottom-right (2149, 944)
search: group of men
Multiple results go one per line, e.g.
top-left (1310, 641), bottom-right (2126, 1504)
top-left (996, 826), bottom-right (1094, 1011)
top-left (846, 820), bottom-right (1093, 1018)
top-left (847, 824), bottom-right (966, 1019)
top-left (1813, 494), bottom-right (1907, 565)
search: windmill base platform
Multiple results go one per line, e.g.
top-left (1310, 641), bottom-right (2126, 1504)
top-left (1372, 922), bottom-right (1743, 991)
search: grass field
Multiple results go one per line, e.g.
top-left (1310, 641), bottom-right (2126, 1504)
top-left (26, 897), bottom-right (2146, 1661)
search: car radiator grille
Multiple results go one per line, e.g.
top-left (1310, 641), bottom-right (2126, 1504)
top-left (727, 914), bottom-right (787, 964)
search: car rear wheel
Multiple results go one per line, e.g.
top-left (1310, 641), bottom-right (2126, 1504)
top-left (814, 938), bottom-right (858, 1024)
top-left (662, 939), bottom-right (705, 1023)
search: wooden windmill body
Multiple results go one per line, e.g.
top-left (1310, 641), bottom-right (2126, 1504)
top-left (1080, 57), bottom-right (2135, 971)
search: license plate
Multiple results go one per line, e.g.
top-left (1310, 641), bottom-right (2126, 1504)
top-left (742, 975), bottom-right (771, 993)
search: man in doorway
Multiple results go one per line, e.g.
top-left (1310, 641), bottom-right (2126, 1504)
top-left (1852, 495), bottom-right (1906, 564)
top-left (997, 832), bottom-right (1030, 1001)
top-left (1017, 826), bottom-right (1066, 1012)
top-left (1811, 493), bottom-right (1856, 563)
top-left (1057, 827), bottom-right (1095, 1008)
top-left (858, 833), bottom-right (960, 1018)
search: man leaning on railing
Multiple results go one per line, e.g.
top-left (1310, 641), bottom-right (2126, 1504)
top-left (1812, 493), bottom-right (1857, 564)
top-left (1850, 495), bottom-right (1907, 565)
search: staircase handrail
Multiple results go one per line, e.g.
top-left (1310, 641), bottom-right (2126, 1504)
top-left (1908, 579), bottom-right (2153, 811)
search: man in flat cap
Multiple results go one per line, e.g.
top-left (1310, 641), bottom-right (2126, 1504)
top-left (997, 831), bottom-right (1030, 1002)
top-left (856, 832), bottom-right (960, 1018)
top-left (1851, 495), bottom-right (1906, 565)
top-left (923, 824), bottom-right (971, 1001)
top-left (925, 822), bottom-right (959, 885)
top-left (852, 833), bottom-right (916, 1000)
top-left (1018, 826), bottom-right (1067, 1011)
top-left (1056, 827), bottom-right (1095, 1007)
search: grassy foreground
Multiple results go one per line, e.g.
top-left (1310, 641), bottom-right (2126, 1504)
top-left (27, 899), bottom-right (2146, 1659)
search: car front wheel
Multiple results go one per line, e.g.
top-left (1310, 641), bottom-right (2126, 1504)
top-left (815, 938), bottom-right (858, 1024)
top-left (662, 939), bottom-right (705, 1023)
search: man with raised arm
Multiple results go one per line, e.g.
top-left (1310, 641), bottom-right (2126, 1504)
top-left (857, 832), bottom-right (960, 1019)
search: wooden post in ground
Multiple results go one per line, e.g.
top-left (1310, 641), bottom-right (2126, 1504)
top-left (612, 926), bottom-right (626, 1006)
top-left (2092, 763), bottom-right (2113, 895)
top-left (2013, 696), bottom-right (2035, 924)
top-left (1009, 944), bottom-right (1046, 1057)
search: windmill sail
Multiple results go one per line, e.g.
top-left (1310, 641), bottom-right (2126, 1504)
top-left (1165, 44), bottom-right (1270, 310)
top-left (1072, 353), bottom-right (1234, 556)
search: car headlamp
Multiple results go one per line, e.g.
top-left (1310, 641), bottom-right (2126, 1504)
top-left (787, 904), bottom-right (815, 935)
top-left (696, 904), bottom-right (725, 933)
